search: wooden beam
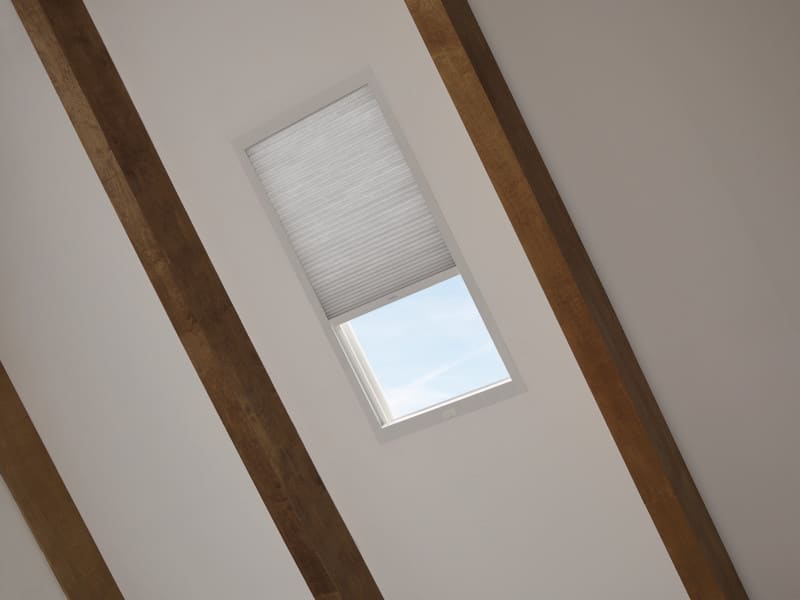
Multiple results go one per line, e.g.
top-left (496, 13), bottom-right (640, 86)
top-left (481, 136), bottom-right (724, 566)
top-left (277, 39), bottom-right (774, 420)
top-left (0, 361), bottom-right (123, 598)
top-left (405, 1), bottom-right (747, 598)
top-left (10, 1), bottom-right (381, 597)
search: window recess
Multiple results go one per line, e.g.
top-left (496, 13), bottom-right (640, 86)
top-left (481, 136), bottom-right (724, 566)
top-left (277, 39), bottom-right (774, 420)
top-left (243, 81), bottom-right (519, 430)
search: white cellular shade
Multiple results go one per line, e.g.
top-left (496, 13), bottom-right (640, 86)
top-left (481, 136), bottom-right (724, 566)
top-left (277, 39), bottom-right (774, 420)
top-left (246, 86), bottom-right (455, 319)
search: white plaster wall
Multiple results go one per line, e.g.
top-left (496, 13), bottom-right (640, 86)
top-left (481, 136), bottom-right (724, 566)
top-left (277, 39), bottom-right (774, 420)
top-left (0, 479), bottom-right (63, 600)
top-left (468, 1), bottom-right (800, 598)
top-left (0, 3), bottom-right (311, 598)
top-left (57, 0), bottom-right (687, 597)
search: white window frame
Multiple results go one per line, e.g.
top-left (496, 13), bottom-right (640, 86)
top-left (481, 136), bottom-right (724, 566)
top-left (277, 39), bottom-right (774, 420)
top-left (235, 71), bottom-right (524, 439)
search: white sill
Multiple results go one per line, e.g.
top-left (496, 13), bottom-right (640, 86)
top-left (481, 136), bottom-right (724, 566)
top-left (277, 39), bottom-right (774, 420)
top-left (373, 377), bottom-right (524, 441)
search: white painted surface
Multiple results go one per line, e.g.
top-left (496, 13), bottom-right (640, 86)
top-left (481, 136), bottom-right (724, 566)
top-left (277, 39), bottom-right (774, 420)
top-left (468, 1), bottom-right (800, 598)
top-left (0, 479), bottom-right (63, 600)
top-left (34, 0), bottom-right (688, 597)
top-left (0, 3), bottom-right (311, 599)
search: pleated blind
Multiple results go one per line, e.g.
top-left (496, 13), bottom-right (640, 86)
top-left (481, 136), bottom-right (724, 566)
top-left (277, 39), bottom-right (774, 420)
top-left (246, 85), bottom-right (455, 319)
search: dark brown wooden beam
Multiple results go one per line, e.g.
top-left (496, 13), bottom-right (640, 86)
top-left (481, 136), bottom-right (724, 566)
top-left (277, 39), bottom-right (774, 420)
top-left (10, 1), bottom-right (381, 597)
top-left (0, 360), bottom-right (123, 598)
top-left (405, 1), bottom-right (747, 598)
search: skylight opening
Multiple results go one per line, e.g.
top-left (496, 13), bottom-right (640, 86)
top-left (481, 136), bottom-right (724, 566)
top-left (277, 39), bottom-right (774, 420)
top-left (243, 80), bottom-right (518, 429)
top-left (337, 274), bottom-right (510, 424)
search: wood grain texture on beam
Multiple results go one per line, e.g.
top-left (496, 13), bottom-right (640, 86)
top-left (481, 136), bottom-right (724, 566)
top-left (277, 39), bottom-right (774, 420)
top-left (0, 361), bottom-right (123, 599)
top-left (405, 1), bottom-right (747, 598)
top-left (10, 1), bottom-right (381, 597)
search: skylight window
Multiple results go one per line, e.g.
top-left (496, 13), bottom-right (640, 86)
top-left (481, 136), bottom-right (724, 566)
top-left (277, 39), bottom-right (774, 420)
top-left (340, 274), bottom-right (510, 423)
top-left (243, 81), bottom-right (517, 429)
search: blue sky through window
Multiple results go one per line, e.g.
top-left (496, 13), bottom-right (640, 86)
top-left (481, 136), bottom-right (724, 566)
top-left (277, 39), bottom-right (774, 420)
top-left (347, 275), bottom-right (510, 421)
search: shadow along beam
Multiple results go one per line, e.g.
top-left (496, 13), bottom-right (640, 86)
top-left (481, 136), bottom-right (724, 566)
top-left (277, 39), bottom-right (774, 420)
top-left (10, 0), bottom-right (381, 597)
top-left (404, 1), bottom-right (747, 598)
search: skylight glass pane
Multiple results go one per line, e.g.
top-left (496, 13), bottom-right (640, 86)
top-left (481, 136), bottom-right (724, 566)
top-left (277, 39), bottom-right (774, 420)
top-left (346, 275), bottom-right (510, 422)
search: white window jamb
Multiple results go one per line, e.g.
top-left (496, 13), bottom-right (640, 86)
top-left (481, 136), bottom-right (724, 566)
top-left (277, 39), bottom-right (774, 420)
top-left (235, 70), bottom-right (525, 439)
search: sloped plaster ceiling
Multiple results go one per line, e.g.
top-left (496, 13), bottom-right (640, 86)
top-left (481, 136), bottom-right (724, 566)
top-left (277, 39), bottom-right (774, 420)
top-left (0, 479), bottom-right (63, 599)
top-left (0, 0), bottom-right (689, 597)
top-left (0, 3), bottom-right (311, 597)
top-left (468, 1), bottom-right (800, 598)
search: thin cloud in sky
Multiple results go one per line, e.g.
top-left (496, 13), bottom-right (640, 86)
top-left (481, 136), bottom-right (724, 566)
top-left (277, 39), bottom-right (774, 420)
top-left (348, 275), bottom-right (509, 420)
top-left (385, 344), bottom-right (499, 418)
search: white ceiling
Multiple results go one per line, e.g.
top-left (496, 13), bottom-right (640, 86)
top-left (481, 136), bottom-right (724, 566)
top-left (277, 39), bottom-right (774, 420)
top-left (0, 479), bottom-right (63, 599)
top-left (0, 3), bottom-right (311, 597)
top-left (4, 0), bottom-right (793, 598)
top-left (469, 1), bottom-right (800, 598)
